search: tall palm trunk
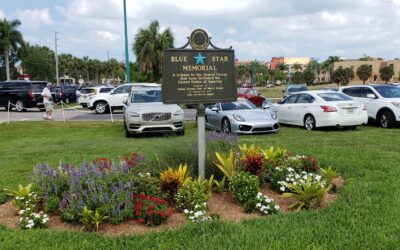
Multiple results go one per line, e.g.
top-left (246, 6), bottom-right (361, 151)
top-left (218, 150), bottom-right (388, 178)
top-left (4, 49), bottom-right (10, 81)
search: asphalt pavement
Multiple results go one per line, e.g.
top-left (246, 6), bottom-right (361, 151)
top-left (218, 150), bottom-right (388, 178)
top-left (0, 106), bottom-right (197, 123)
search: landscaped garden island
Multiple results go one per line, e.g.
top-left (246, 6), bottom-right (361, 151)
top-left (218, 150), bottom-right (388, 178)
top-left (0, 132), bottom-right (343, 236)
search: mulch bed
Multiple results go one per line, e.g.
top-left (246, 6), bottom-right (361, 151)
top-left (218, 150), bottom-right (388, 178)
top-left (0, 177), bottom-right (344, 236)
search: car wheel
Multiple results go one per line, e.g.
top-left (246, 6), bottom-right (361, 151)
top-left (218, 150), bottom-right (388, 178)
top-left (15, 99), bottom-right (26, 112)
top-left (221, 118), bottom-right (231, 133)
top-left (176, 129), bottom-right (185, 136)
top-left (304, 114), bottom-right (316, 131)
top-left (95, 101), bottom-right (108, 114)
top-left (124, 120), bottom-right (133, 138)
top-left (378, 110), bottom-right (395, 128)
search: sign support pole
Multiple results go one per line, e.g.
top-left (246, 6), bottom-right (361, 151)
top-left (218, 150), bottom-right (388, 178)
top-left (197, 104), bottom-right (206, 179)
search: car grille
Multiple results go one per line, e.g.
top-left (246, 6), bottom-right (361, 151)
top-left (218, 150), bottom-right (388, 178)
top-left (142, 112), bottom-right (171, 121)
top-left (142, 127), bottom-right (173, 132)
top-left (252, 127), bottom-right (274, 132)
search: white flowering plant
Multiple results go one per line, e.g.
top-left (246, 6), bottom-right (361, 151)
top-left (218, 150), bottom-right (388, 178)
top-left (183, 202), bottom-right (212, 222)
top-left (19, 210), bottom-right (49, 229)
top-left (277, 168), bottom-right (326, 193)
top-left (4, 183), bottom-right (39, 211)
top-left (254, 192), bottom-right (280, 215)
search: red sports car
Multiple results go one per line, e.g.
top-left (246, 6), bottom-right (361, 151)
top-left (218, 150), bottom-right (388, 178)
top-left (237, 88), bottom-right (266, 107)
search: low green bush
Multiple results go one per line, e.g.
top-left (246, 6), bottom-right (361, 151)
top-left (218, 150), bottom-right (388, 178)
top-left (228, 171), bottom-right (260, 204)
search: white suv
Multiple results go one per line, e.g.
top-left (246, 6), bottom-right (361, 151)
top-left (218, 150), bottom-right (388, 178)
top-left (88, 83), bottom-right (158, 114)
top-left (79, 86), bottom-right (114, 108)
top-left (338, 84), bottom-right (400, 128)
top-left (123, 86), bottom-right (184, 136)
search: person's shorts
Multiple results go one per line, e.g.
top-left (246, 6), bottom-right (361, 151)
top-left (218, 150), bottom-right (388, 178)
top-left (44, 102), bottom-right (53, 111)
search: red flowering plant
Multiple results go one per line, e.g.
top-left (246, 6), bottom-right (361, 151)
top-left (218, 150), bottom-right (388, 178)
top-left (299, 156), bottom-right (320, 172)
top-left (92, 158), bottom-right (112, 171)
top-left (120, 152), bottom-right (145, 168)
top-left (132, 194), bottom-right (173, 226)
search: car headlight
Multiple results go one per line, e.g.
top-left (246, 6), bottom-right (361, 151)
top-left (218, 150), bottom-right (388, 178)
top-left (391, 102), bottom-right (400, 108)
top-left (173, 109), bottom-right (184, 116)
top-left (233, 114), bottom-right (245, 122)
top-left (127, 107), bottom-right (140, 117)
top-left (270, 111), bottom-right (277, 120)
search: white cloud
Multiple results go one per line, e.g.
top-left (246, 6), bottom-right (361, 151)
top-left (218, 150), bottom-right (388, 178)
top-left (225, 27), bottom-right (237, 35)
top-left (0, 9), bottom-right (5, 19)
top-left (321, 11), bottom-right (347, 24)
top-left (94, 31), bottom-right (120, 42)
top-left (16, 8), bottom-right (53, 28)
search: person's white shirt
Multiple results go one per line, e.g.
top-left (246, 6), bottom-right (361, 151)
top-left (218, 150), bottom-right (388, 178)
top-left (41, 87), bottom-right (52, 103)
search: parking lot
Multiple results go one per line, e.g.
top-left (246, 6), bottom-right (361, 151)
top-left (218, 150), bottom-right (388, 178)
top-left (0, 108), bottom-right (197, 122)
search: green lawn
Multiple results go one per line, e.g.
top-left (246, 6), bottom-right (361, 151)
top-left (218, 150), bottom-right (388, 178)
top-left (256, 83), bottom-right (338, 99)
top-left (0, 122), bottom-right (399, 249)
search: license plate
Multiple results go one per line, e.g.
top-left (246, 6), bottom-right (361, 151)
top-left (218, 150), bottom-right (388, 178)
top-left (346, 108), bottom-right (355, 114)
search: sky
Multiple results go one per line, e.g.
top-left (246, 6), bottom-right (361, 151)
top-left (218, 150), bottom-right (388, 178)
top-left (1, 0), bottom-right (400, 63)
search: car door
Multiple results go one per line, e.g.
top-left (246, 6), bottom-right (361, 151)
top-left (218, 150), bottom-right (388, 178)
top-left (206, 103), bottom-right (221, 129)
top-left (342, 87), bottom-right (379, 119)
top-left (108, 85), bottom-right (131, 107)
top-left (291, 94), bottom-right (316, 126)
top-left (276, 94), bottom-right (299, 124)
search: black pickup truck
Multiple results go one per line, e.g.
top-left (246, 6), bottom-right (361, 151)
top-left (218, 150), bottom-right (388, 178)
top-left (0, 80), bottom-right (47, 111)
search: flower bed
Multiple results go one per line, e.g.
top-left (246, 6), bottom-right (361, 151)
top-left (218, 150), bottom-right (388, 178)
top-left (1, 133), bottom-right (344, 235)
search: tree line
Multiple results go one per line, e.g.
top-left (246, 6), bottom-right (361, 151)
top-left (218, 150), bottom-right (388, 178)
top-left (0, 18), bottom-right (396, 85)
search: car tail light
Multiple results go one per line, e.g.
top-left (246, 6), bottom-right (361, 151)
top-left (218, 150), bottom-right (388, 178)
top-left (320, 106), bottom-right (337, 112)
top-left (59, 92), bottom-right (64, 97)
top-left (28, 90), bottom-right (35, 100)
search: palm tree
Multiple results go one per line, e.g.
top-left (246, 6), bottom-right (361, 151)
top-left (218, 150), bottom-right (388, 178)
top-left (293, 63), bottom-right (302, 72)
top-left (321, 56), bottom-right (340, 83)
top-left (133, 20), bottom-right (174, 82)
top-left (0, 18), bottom-right (24, 81)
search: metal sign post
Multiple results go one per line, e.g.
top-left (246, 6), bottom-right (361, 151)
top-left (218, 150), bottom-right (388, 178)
top-left (162, 29), bottom-right (236, 179)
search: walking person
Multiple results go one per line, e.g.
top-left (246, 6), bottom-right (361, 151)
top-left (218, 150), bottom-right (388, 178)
top-left (41, 82), bottom-right (53, 120)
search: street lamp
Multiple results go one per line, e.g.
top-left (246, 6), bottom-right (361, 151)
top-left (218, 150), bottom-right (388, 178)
top-left (123, 0), bottom-right (131, 83)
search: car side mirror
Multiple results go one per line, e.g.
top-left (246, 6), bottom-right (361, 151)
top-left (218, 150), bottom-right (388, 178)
top-left (277, 100), bottom-right (283, 104)
top-left (366, 94), bottom-right (376, 99)
top-left (123, 99), bottom-right (128, 105)
top-left (109, 92), bottom-right (115, 95)
top-left (262, 102), bottom-right (272, 109)
top-left (211, 107), bottom-right (219, 112)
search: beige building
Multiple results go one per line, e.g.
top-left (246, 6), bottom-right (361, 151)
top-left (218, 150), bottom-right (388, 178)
top-left (334, 59), bottom-right (400, 84)
top-left (284, 57), bottom-right (311, 72)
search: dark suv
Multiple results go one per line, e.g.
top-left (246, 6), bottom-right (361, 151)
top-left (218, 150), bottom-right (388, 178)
top-left (51, 85), bottom-right (78, 104)
top-left (0, 80), bottom-right (47, 111)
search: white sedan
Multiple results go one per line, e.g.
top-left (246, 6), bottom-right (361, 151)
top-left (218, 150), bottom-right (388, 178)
top-left (273, 91), bottom-right (368, 130)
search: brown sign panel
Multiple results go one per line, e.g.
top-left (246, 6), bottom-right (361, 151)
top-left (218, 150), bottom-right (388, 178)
top-left (162, 49), bottom-right (236, 104)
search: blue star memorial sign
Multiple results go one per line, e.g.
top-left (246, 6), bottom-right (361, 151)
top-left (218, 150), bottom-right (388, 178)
top-left (194, 52), bottom-right (206, 65)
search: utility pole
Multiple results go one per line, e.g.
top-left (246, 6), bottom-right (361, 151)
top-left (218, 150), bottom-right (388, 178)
top-left (123, 0), bottom-right (131, 83)
top-left (55, 31), bottom-right (59, 85)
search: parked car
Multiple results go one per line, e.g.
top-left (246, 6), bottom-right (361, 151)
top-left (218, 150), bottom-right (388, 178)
top-left (51, 85), bottom-right (78, 104)
top-left (0, 80), bottom-right (47, 111)
top-left (282, 84), bottom-right (308, 98)
top-left (79, 86), bottom-right (114, 108)
top-left (338, 84), bottom-right (400, 128)
top-left (273, 91), bottom-right (368, 130)
top-left (237, 87), bottom-right (266, 107)
top-left (205, 98), bottom-right (279, 134)
top-left (123, 85), bottom-right (184, 136)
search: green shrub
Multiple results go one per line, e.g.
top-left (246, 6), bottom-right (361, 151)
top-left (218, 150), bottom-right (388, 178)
top-left (131, 173), bottom-right (160, 197)
top-left (44, 195), bottom-right (60, 213)
top-left (175, 179), bottom-right (210, 211)
top-left (80, 206), bottom-right (108, 232)
top-left (282, 176), bottom-right (331, 211)
top-left (228, 171), bottom-right (260, 204)
top-left (60, 209), bottom-right (79, 223)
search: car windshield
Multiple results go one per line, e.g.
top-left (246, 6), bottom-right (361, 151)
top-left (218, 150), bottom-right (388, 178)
top-left (221, 100), bottom-right (257, 111)
top-left (288, 85), bottom-right (307, 92)
top-left (81, 88), bottom-right (95, 94)
top-left (131, 89), bottom-right (162, 103)
top-left (317, 92), bottom-right (353, 101)
top-left (373, 86), bottom-right (400, 98)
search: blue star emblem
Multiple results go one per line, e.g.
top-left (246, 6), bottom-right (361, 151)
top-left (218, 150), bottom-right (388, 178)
top-left (194, 52), bottom-right (206, 65)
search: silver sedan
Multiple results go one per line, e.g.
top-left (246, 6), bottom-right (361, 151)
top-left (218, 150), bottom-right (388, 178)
top-left (205, 99), bottom-right (280, 134)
